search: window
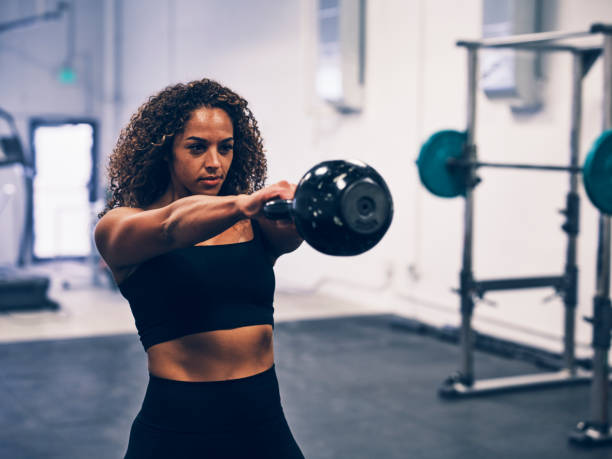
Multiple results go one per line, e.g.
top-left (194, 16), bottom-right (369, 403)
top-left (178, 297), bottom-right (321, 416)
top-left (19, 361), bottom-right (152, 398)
top-left (30, 120), bottom-right (97, 259)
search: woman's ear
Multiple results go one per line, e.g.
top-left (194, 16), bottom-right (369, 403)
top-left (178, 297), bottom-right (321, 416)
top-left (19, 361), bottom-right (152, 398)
top-left (163, 144), bottom-right (174, 164)
top-left (163, 134), bottom-right (177, 163)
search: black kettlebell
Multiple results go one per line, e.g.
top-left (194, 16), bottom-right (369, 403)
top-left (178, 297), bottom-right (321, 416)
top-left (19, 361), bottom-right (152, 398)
top-left (263, 160), bottom-right (393, 256)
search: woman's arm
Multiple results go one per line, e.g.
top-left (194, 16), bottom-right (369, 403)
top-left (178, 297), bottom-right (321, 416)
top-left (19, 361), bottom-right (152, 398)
top-left (95, 182), bottom-right (293, 270)
top-left (95, 195), bottom-right (243, 270)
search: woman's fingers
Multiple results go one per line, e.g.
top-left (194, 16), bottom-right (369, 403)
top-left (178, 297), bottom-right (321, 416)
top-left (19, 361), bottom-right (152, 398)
top-left (271, 181), bottom-right (296, 200)
top-left (239, 181), bottom-right (297, 219)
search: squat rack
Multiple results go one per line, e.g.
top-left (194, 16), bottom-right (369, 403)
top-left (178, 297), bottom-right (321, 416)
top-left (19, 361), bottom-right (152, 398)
top-left (438, 24), bottom-right (612, 445)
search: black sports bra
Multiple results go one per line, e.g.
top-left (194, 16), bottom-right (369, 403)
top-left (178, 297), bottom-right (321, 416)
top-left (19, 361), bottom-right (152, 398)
top-left (118, 220), bottom-right (275, 350)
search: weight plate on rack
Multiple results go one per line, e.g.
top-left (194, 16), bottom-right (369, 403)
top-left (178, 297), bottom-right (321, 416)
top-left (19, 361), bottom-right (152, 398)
top-left (583, 129), bottom-right (612, 215)
top-left (416, 130), bottom-right (468, 198)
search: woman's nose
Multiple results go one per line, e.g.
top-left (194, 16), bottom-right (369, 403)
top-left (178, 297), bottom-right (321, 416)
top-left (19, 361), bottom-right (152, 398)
top-left (203, 149), bottom-right (221, 169)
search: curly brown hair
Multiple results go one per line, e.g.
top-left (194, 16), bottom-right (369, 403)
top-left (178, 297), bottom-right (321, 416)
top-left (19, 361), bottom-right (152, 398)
top-left (100, 78), bottom-right (267, 217)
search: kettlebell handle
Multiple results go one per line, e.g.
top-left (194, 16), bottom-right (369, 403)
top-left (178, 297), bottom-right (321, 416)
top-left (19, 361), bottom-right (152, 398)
top-left (262, 199), bottom-right (294, 220)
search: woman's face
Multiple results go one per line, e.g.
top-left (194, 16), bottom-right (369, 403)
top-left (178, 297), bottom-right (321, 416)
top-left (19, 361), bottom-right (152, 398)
top-left (169, 106), bottom-right (234, 197)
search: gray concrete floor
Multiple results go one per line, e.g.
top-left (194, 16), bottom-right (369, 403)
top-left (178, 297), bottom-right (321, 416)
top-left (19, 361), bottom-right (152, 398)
top-left (1, 315), bottom-right (610, 459)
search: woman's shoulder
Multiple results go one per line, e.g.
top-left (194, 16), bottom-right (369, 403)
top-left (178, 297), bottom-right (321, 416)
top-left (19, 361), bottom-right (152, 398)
top-left (100, 205), bottom-right (144, 219)
top-left (96, 206), bottom-right (143, 235)
top-left (101, 198), bottom-right (166, 219)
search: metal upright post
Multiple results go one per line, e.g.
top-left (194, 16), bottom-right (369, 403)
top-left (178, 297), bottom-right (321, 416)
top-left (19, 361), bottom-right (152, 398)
top-left (562, 52), bottom-right (584, 373)
top-left (570, 28), bottom-right (612, 446)
top-left (590, 217), bottom-right (611, 424)
top-left (459, 47), bottom-right (479, 386)
top-left (589, 30), bottom-right (612, 439)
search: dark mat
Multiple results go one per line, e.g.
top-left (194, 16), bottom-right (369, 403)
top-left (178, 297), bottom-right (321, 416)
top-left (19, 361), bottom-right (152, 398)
top-left (0, 314), bottom-right (609, 459)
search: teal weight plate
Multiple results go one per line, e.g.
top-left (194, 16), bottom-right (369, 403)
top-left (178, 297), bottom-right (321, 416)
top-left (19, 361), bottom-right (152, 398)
top-left (417, 130), bottom-right (468, 198)
top-left (583, 129), bottom-right (612, 215)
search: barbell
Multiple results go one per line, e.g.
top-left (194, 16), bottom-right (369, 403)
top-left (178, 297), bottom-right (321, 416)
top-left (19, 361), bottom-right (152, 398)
top-left (263, 160), bottom-right (394, 256)
top-left (416, 129), bottom-right (612, 214)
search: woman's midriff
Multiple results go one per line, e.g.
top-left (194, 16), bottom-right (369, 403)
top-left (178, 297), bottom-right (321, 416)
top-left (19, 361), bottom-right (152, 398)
top-left (146, 324), bottom-right (274, 382)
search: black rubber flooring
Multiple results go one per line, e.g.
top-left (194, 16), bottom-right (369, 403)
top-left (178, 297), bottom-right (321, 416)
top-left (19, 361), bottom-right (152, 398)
top-left (0, 314), bottom-right (610, 459)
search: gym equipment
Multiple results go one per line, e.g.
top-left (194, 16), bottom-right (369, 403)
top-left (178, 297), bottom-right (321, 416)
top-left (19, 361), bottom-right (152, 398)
top-left (570, 23), bottom-right (612, 447)
top-left (263, 159), bottom-right (393, 256)
top-left (416, 130), bottom-right (467, 198)
top-left (0, 267), bottom-right (58, 311)
top-left (583, 130), bottom-right (612, 215)
top-left (419, 23), bottom-right (612, 446)
top-left (0, 109), bottom-right (57, 312)
top-left (417, 129), bottom-right (612, 214)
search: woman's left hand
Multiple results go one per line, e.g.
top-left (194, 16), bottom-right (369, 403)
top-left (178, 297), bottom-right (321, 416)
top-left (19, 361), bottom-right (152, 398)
top-left (254, 181), bottom-right (303, 258)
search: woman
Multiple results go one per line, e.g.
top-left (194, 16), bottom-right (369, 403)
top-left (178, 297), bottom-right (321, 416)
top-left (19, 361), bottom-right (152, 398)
top-left (95, 78), bottom-right (305, 458)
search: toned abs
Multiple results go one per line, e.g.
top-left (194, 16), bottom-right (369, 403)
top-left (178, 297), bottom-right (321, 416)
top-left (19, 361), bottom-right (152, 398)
top-left (114, 220), bottom-right (274, 382)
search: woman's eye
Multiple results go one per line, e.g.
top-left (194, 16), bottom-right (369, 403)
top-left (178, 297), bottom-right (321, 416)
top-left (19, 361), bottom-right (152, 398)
top-left (221, 145), bottom-right (234, 153)
top-left (188, 144), bottom-right (206, 152)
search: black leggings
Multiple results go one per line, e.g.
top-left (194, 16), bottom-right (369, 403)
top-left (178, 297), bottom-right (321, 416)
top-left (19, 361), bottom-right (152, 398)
top-left (124, 365), bottom-right (305, 459)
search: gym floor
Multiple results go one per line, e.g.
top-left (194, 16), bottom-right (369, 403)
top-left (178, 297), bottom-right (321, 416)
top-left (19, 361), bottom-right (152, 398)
top-left (0, 262), bottom-right (610, 458)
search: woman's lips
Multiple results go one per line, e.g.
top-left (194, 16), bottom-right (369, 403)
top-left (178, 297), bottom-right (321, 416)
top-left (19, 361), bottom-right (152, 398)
top-left (198, 177), bottom-right (222, 187)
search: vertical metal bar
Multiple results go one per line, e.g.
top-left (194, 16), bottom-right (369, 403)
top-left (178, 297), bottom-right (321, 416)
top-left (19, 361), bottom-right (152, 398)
top-left (463, 48), bottom-right (478, 270)
top-left (563, 52), bottom-right (584, 373)
top-left (595, 221), bottom-right (611, 297)
top-left (568, 52), bottom-right (582, 207)
top-left (591, 228), bottom-right (610, 428)
top-left (465, 48), bottom-right (478, 149)
top-left (460, 47), bottom-right (479, 384)
top-left (590, 32), bottom-right (612, 430)
top-left (598, 34), bottom-right (612, 300)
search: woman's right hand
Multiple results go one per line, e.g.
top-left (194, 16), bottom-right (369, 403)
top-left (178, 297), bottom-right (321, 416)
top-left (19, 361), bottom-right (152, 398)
top-left (238, 181), bottom-right (296, 219)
